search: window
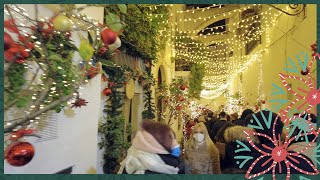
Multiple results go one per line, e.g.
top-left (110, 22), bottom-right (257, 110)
top-left (239, 8), bottom-right (262, 55)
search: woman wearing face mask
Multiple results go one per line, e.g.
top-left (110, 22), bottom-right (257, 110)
top-left (185, 122), bottom-right (221, 174)
top-left (118, 120), bottom-right (184, 174)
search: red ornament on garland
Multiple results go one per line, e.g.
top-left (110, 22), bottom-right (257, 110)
top-left (10, 129), bottom-right (34, 141)
top-left (102, 88), bottom-right (112, 96)
top-left (71, 97), bottom-right (88, 108)
top-left (101, 28), bottom-right (117, 45)
top-left (311, 43), bottom-right (317, 56)
top-left (145, 61), bottom-right (151, 68)
top-left (108, 82), bottom-right (116, 87)
top-left (5, 44), bottom-right (29, 64)
top-left (98, 46), bottom-right (108, 55)
top-left (102, 74), bottom-right (108, 82)
top-left (180, 85), bottom-right (187, 90)
top-left (176, 105), bottom-right (182, 111)
top-left (178, 95), bottom-right (185, 102)
top-left (5, 142), bottom-right (35, 167)
top-left (4, 32), bottom-right (14, 51)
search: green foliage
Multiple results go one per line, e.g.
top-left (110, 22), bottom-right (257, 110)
top-left (37, 33), bottom-right (79, 112)
top-left (139, 70), bottom-right (156, 120)
top-left (99, 63), bottom-right (131, 173)
top-left (118, 5), bottom-right (169, 63)
top-left (105, 12), bottom-right (123, 32)
top-left (5, 63), bottom-right (29, 108)
top-left (98, 114), bottom-right (130, 173)
top-left (189, 63), bottom-right (205, 99)
top-left (142, 87), bottom-right (156, 120)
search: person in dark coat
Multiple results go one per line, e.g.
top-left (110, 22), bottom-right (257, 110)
top-left (118, 120), bottom-right (184, 174)
top-left (208, 112), bottom-right (229, 142)
top-left (233, 109), bottom-right (254, 126)
top-left (204, 111), bottom-right (217, 138)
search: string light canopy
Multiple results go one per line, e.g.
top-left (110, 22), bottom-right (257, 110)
top-left (153, 4), bottom-right (287, 99)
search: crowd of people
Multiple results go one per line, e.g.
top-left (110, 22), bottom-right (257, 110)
top-left (117, 109), bottom-right (317, 174)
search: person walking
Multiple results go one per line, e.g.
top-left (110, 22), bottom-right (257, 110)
top-left (185, 122), bottom-right (221, 174)
top-left (118, 120), bottom-right (184, 174)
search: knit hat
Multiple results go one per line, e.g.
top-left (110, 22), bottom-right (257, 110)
top-left (240, 109), bottom-right (254, 119)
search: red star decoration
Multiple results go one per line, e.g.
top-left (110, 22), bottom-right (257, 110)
top-left (71, 98), bottom-right (88, 108)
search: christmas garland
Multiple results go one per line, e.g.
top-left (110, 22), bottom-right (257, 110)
top-left (189, 63), bottom-right (205, 99)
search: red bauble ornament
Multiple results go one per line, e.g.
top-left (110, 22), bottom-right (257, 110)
top-left (176, 105), bottom-right (182, 111)
top-left (5, 142), bottom-right (35, 167)
top-left (102, 88), bottom-right (112, 96)
top-left (261, 100), bottom-right (266, 104)
top-left (301, 68), bottom-right (309, 75)
top-left (255, 105), bottom-right (259, 111)
top-left (178, 95), bottom-right (185, 102)
top-left (180, 85), bottom-right (187, 90)
top-left (101, 28), bottom-right (117, 45)
top-left (4, 32), bottom-right (14, 50)
top-left (311, 43), bottom-right (317, 52)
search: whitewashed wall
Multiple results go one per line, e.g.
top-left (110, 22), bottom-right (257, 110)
top-left (4, 4), bottom-right (104, 174)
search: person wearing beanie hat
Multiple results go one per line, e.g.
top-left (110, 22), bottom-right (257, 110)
top-left (118, 120), bottom-right (184, 174)
top-left (185, 122), bottom-right (221, 174)
top-left (233, 109), bottom-right (254, 126)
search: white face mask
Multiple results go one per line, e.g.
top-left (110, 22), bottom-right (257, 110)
top-left (193, 133), bottom-right (205, 143)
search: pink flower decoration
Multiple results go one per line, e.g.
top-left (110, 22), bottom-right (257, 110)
top-left (278, 53), bottom-right (320, 124)
top-left (243, 115), bottom-right (319, 180)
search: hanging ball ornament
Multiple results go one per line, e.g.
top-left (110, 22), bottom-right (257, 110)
top-left (102, 88), bottom-right (112, 96)
top-left (53, 15), bottom-right (72, 32)
top-left (5, 142), bottom-right (35, 167)
top-left (176, 105), bottom-right (182, 111)
top-left (178, 95), bottom-right (185, 102)
top-left (108, 37), bottom-right (121, 51)
top-left (4, 32), bottom-right (14, 51)
top-left (180, 85), bottom-right (187, 91)
top-left (101, 28), bottom-right (117, 45)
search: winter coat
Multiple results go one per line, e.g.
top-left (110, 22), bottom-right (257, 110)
top-left (215, 121), bottom-right (235, 143)
top-left (232, 118), bottom-right (246, 126)
top-left (209, 120), bottom-right (229, 142)
top-left (204, 119), bottom-right (217, 138)
top-left (222, 126), bottom-right (259, 171)
top-left (118, 130), bottom-right (183, 174)
top-left (118, 146), bottom-right (180, 174)
top-left (185, 142), bottom-right (221, 174)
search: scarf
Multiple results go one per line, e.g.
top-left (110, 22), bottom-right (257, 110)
top-left (118, 146), bottom-right (179, 174)
top-left (132, 130), bottom-right (169, 154)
